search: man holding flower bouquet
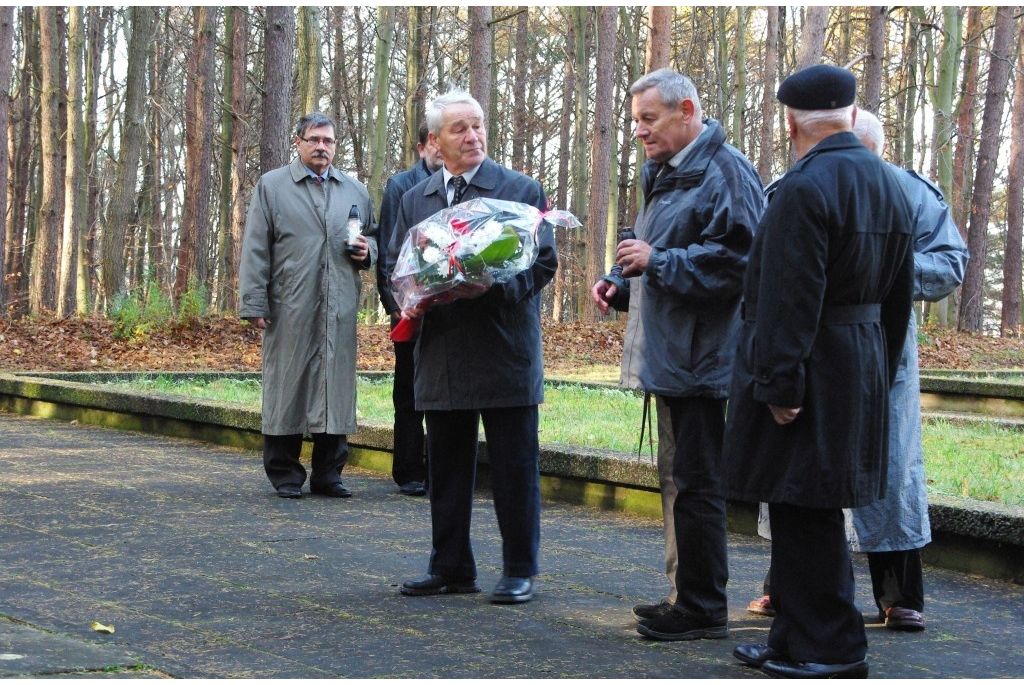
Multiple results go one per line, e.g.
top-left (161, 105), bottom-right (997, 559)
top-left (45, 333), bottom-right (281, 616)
top-left (389, 90), bottom-right (557, 604)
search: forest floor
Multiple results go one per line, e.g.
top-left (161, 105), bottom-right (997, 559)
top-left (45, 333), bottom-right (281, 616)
top-left (0, 314), bottom-right (1021, 376)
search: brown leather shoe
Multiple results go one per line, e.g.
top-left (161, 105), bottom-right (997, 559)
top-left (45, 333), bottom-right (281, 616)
top-left (884, 606), bottom-right (925, 632)
top-left (747, 594), bottom-right (776, 617)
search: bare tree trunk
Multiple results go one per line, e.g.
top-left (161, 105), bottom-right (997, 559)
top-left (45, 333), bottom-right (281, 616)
top-left (646, 6), bottom-right (672, 71)
top-left (952, 7), bottom-right (982, 235)
top-left (862, 6), bottom-right (886, 112)
top-left (552, 9), bottom-right (577, 323)
top-left (583, 7), bottom-right (617, 325)
top-left (58, 6), bottom-right (86, 317)
top-left (174, 7), bottom-right (219, 302)
top-left (403, 7), bottom-right (426, 169)
top-left (469, 7), bottom-right (493, 126)
top-left (217, 7), bottom-right (247, 312)
top-left (100, 7), bottom-right (154, 308)
top-left (732, 8), bottom-right (747, 148)
top-left (30, 6), bottom-right (65, 316)
top-left (367, 7), bottom-right (394, 208)
top-left (757, 6), bottom-right (779, 183)
top-left (511, 7), bottom-right (529, 171)
top-left (958, 6), bottom-right (1016, 332)
top-left (297, 7), bottom-right (321, 114)
top-left (260, 6), bottom-right (295, 175)
top-left (797, 6), bottom-right (828, 69)
top-left (1001, 16), bottom-right (1024, 337)
top-left (570, 7), bottom-right (590, 320)
top-left (0, 7), bottom-right (12, 312)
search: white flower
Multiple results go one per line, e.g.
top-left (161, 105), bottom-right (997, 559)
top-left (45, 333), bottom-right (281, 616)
top-left (421, 245), bottom-right (443, 265)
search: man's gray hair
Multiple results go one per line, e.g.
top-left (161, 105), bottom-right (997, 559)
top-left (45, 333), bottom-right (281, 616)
top-left (294, 112), bottom-right (337, 138)
top-left (788, 105), bottom-right (855, 137)
top-left (630, 68), bottom-right (702, 116)
top-left (852, 109), bottom-right (884, 157)
top-left (425, 90), bottom-right (484, 135)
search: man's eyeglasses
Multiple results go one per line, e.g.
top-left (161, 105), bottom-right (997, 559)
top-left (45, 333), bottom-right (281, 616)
top-left (299, 136), bottom-right (337, 147)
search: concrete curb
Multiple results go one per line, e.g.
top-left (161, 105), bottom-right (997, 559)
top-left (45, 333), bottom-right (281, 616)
top-left (1, 370), bottom-right (1021, 584)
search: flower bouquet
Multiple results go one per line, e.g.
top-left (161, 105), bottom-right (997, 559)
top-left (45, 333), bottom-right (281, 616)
top-left (389, 197), bottom-right (579, 341)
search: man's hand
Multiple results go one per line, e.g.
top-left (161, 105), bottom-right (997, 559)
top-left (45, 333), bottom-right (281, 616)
top-left (347, 234), bottom-right (370, 262)
top-left (591, 279), bottom-right (617, 315)
top-left (451, 280), bottom-right (490, 299)
top-left (616, 238), bottom-right (653, 277)
top-left (768, 405), bottom-right (801, 425)
top-left (245, 317), bottom-right (268, 330)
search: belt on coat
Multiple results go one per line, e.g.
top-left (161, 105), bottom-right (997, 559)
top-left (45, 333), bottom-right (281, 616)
top-left (741, 303), bottom-right (881, 326)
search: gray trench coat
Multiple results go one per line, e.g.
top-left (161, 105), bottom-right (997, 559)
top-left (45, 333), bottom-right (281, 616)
top-left (238, 158), bottom-right (376, 435)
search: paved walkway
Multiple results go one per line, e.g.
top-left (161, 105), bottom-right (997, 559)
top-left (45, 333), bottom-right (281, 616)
top-left (0, 411), bottom-right (1021, 678)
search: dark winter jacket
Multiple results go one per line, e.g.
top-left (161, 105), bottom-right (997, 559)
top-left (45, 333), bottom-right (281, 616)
top-left (610, 119), bottom-right (763, 399)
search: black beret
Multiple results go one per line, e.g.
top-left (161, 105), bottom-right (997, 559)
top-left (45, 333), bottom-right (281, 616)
top-left (777, 65), bottom-right (856, 110)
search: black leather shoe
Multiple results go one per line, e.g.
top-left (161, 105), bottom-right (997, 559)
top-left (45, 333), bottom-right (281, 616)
top-left (309, 482), bottom-right (353, 498)
top-left (733, 643), bottom-right (787, 668)
top-left (399, 481), bottom-right (427, 496)
top-left (761, 659), bottom-right (869, 679)
top-left (400, 574), bottom-right (481, 596)
top-left (632, 600), bottom-right (672, 621)
top-left (276, 484), bottom-right (302, 499)
top-left (490, 576), bottom-right (534, 604)
top-left (636, 606), bottom-right (728, 641)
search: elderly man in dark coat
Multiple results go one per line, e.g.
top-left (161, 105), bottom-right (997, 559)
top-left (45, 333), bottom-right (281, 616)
top-left (239, 112), bottom-right (376, 500)
top-left (389, 90), bottom-right (557, 604)
top-left (724, 66), bottom-right (914, 679)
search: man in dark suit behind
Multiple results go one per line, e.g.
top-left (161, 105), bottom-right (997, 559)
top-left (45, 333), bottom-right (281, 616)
top-left (724, 65), bottom-right (915, 678)
top-left (389, 90), bottom-right (558, 604)
top-left (377, 123), bottom-right (443, 497)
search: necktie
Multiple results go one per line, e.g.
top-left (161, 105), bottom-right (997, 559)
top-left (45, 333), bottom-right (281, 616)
top-left (450, 175), bottom-right (467, 205)
top-left (316, 175), bottom-right (325, 185)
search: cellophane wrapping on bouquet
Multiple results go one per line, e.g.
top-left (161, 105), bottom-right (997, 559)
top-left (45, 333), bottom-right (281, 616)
top-left (389, 198), bottom-right (579, 341)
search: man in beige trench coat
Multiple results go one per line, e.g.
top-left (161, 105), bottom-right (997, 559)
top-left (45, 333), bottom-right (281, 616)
top-left (238, 112), bottom-right (377, 499)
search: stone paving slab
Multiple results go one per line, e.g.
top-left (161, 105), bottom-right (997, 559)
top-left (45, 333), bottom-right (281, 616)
top-left (0, 411), bottom-right (1022, 678)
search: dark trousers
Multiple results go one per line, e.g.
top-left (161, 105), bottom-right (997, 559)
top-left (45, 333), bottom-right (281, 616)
top-left (661, 395), bottom-right (729, 621)
top-left (424, 406), bottom-right (541, 580)
top-left (263, 433), bottom-right (349, 489)
top-left (768, 502), bottom-right (867, 664)
top-left (390, 338), bottom-right (426, 486)
top-left (867, 549), bottom-right (924, 613)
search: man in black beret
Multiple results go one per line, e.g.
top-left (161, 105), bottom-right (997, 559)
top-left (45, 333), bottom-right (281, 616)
top-left (723, 64), bottom-right (915, 678)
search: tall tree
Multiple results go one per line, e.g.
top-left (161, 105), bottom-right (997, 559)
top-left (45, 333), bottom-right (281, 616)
top-left (0, 7), bottom-right (13, 311)
top-left (58, 6), bottom-right (86, 316)
top-left (511, 7), bottom-right (529, 171)
top-left (583, 7), bottom-right (617, 324)
top-left (30, 7), bottom-right (65, 315)
top-left (403, 7), bottom-right (427, 169)
top-left (959, 6), bottom-right (1017, 332)
top-left (862, 6), bottom-right (886, 112)
top-left (366, 7), bottom-right (394, 208)
top-left (260, 6), bottom-right (296, 175)
top-left (174, 7), bottom-right (219, 302)
top-left (1001, 17), bottom-right (1024, 336)
top-left (469, 6), bottom-right (493, 126)
top-left (297, 7), bottom-right (321, 114)
top-left (757, 6), bottom-right (780, 182)
top-left (100, 6), bottom-right (155, 309)
top-left (797, 6), bottom-right (828, 69)
top-left (951, 7), bottom-right (983, 234)
top-left (646, 6), bottom-right (672, 71)
top-left (217, 7), bottom-right (248, 312)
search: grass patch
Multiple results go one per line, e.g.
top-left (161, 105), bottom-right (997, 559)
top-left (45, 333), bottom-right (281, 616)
top-left (922, 419), bottom-right (1024, 505)
top-left (110, 375), bottom-right (1023, 506)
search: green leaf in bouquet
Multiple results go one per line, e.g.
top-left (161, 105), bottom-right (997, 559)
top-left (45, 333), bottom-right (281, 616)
top-left (460, 226), bottom-right (523, 274)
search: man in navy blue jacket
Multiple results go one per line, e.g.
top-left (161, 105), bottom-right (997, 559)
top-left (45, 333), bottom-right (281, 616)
top-left (377, 123), bottom-right (443, 497)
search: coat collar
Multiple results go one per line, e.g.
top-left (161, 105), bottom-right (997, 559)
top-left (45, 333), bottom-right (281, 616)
top-left (421, 157), bottom-right (500, 197)
top-left (798, 131), bottom-right (862, 166)
top-left (288, 157), bottom-right (342, 183)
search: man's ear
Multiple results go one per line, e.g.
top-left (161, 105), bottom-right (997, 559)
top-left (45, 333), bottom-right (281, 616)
top-left (680, 98), bottom-right (696, 120)
top-left (850, 105), bottom-right (858, 129)
top-left (786, 111), bottom-right (797, 140)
